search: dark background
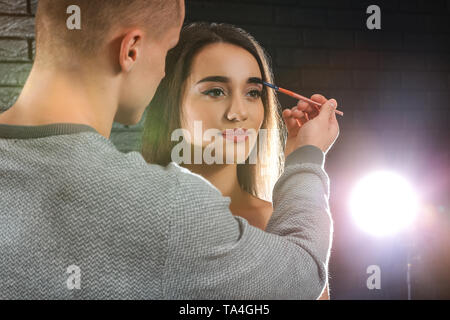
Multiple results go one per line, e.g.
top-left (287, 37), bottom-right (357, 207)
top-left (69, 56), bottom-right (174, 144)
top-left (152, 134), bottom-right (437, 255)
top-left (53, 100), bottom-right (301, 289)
top-left (1, 0), bottom-right (449, 299)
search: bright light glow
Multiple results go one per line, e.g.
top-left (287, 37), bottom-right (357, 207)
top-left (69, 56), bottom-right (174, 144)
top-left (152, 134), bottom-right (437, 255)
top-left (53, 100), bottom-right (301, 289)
top-left (350, 170), bottom-right (420, 237)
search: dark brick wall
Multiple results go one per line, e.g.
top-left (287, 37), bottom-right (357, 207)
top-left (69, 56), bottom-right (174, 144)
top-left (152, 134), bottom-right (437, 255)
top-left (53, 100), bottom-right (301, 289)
top-left (1, 0), bottom-right (449, 299)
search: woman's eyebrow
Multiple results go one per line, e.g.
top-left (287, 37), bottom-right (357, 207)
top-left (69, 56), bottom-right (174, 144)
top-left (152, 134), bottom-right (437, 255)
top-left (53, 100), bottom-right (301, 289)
top-left (196, 76), bottom-right (263, 85)
top-left (248, 77), bottom-right (263, 84)
top-left (197, 76), bottom-right (229, 84)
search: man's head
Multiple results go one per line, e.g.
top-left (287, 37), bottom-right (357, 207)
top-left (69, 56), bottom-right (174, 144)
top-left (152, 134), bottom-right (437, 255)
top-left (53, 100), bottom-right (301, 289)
top-left (35, 0), bottom-right (185, 125)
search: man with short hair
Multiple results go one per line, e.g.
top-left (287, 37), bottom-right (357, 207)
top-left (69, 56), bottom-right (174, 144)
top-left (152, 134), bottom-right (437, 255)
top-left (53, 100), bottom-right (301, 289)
top-left (0, 0), bottom-right (338, 299)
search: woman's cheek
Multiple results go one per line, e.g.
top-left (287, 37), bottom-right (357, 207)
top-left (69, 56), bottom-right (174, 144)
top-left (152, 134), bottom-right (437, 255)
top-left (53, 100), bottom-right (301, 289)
top-left (255, 102), bottom-right (265, 130)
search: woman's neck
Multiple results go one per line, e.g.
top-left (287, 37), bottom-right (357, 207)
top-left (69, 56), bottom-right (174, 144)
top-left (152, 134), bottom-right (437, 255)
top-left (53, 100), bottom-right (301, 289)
top-left (183, 162), bottom-right (273, 230)
top-left (183, 163), bottom-right (245, 203)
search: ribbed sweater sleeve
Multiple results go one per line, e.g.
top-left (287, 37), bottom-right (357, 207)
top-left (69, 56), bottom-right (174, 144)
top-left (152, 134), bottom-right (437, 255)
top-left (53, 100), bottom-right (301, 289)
top-left (163, 145), bottom-right (333, 299)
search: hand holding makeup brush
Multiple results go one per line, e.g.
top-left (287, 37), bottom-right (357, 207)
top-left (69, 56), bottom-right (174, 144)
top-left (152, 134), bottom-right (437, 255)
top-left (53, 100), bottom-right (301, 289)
top-left (283, 95), bottom-right (340, 157)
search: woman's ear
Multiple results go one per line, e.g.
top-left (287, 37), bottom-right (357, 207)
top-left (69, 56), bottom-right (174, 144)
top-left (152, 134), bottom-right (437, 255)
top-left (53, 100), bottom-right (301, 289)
top-left (119, 29), bottom-right (144, 72)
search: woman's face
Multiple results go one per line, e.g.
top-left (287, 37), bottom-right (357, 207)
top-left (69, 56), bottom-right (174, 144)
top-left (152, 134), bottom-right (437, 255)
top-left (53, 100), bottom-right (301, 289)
top-left (181, 42), bottom-right (265, 164)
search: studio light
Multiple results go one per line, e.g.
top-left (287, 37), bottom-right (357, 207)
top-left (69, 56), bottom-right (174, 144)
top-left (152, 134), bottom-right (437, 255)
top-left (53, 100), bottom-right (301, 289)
top-left (349, 170), bottom-right (420, 237)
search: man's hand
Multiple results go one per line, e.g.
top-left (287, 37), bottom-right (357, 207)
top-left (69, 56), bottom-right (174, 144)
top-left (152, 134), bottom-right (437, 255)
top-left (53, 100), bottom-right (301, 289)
top-left (282, 94), bottom-right (340, 158)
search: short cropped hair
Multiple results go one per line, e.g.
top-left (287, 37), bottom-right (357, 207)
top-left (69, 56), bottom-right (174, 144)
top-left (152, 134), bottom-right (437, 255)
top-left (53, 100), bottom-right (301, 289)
top-left (35, 0), bottom-right (181, 61)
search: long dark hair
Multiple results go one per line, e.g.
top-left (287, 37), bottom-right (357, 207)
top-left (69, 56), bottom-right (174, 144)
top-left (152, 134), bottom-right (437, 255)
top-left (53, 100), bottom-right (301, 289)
top-left (141, 22), bottom-right (286, 201)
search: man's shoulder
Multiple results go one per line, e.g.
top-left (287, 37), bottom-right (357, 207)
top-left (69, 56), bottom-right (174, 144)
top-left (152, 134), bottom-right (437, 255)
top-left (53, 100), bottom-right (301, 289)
top-left (47, 131), bottom-right (226, 214)
top-left (68, 132), bottom-right (177, 183)
top-left (87, 146), bottom-right (218, 196)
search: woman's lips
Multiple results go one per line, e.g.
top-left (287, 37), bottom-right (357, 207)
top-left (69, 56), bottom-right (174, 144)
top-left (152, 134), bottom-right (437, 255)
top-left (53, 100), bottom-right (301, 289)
top-left (221, 128), bottom-right (249, 142)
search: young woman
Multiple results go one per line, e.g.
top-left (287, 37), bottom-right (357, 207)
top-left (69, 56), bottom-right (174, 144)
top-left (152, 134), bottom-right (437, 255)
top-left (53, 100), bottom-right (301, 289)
top-left (141, 22), bottom-right (330, 299)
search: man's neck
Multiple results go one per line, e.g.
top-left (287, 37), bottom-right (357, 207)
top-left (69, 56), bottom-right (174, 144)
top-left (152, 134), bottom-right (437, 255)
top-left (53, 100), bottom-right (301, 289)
top-left (0, 63), bottom-right (118, 138)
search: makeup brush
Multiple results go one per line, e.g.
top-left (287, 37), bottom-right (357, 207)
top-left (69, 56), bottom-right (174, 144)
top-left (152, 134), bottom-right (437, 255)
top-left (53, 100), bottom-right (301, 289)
top-left (262, 81), bottom-right (344, 117)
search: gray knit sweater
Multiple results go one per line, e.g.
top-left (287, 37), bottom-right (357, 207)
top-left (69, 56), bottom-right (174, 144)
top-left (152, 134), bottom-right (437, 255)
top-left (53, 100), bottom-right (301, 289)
top-left (0, 123), bottom-right (332, 300)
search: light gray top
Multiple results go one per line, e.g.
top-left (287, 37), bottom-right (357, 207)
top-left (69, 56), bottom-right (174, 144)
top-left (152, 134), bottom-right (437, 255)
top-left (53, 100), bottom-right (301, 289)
top-left (0, 123), bottom-right (332, 299)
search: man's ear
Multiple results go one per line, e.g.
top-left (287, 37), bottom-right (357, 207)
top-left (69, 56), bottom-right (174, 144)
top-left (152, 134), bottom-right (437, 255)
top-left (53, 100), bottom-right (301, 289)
top-left (119, 29), bottom-right (144, 72)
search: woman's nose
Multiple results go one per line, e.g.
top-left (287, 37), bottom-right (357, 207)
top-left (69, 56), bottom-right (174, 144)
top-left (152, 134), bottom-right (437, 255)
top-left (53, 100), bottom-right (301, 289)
top-left (225, 97), bottom-right (249, 122)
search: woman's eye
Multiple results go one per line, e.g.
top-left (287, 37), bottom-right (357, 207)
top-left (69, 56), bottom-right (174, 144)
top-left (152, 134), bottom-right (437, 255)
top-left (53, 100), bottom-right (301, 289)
top-left (202, 88), bottom-right (225, 97)
top-left (247, 90), bottom-right (262, 99)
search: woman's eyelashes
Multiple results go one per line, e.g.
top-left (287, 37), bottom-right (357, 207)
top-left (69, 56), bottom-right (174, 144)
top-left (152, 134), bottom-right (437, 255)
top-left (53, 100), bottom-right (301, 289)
top-left (246, 89), bottom-right (262, 99)
top-left (200, 86), bottom-right (262, 100)
top-left (201, 87), bottom-right (226, 98)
